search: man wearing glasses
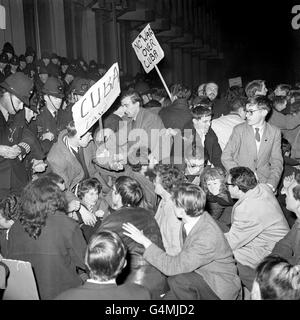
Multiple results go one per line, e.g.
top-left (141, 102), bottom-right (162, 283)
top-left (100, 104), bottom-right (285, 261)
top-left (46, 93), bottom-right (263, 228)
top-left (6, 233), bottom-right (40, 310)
top-left (224, 167), bottom-right (289, 291)
top-left (222, 96), bottom-right (283, 192)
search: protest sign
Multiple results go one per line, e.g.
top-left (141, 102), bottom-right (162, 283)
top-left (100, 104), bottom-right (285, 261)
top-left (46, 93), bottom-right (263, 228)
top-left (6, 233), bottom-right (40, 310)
top-left (2, 259), bottom-right (39, 300)
top-left (72, 62), bottom-right (120, 137)
top-left (132, 24), bottom-right (171, 99)
top-left (229, 76), bottom-right (242, 88)
top-left (132, 24), bottom-right (165, 74)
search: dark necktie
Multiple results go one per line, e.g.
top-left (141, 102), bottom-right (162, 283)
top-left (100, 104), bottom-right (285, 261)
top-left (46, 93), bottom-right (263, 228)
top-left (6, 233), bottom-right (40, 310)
top-left (255, 128), bottom-right (260, 142)
top-left (181, 224), bottom-right (187, 244)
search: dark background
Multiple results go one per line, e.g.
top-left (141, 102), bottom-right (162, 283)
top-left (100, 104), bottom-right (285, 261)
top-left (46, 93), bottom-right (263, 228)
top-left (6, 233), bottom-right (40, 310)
top-left (215, 0), bottom-right (298, 87)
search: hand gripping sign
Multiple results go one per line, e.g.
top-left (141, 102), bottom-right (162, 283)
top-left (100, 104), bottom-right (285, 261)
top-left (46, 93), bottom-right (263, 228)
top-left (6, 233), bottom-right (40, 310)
top-left (132, 24), bottom-right (171, 100)
top-left (72, 63), bottom-right (121, 137)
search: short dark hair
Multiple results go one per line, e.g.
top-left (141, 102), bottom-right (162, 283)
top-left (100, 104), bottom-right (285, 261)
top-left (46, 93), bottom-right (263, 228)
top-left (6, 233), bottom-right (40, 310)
top-left (173, 183), bottom-right (206, 217)
top-left (114, 176), bottom-right (143, 207)
top-left (190, 98), bottom-right (212, 120)
top-left (255, 255), bottom-right (300, 300)
top-left (190, 96), bottom-right (212, 110)
top-left (77, 178), bottom-right (102, 200)
top-left (154, 164), bottom-right (186, 193)
top-left (229, 167), bottom-right (257, 193)
top-left (85, 230), bottom-right (127, 281)
top-left (0, 194), bottom-right (20, 222)
top-left (120, 89), bottom-right (143, 107)
top-left (247, 95), bottom-right (272, 113)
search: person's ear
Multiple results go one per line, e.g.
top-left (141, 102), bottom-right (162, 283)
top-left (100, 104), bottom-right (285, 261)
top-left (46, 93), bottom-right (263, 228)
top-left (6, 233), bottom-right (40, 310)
top-left (122, 259), bottom-right (127, 270)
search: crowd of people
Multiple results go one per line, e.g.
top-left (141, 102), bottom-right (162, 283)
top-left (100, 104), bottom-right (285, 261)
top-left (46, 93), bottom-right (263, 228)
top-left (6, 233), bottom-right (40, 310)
top-left (1, 41), bottom-right (300, 300)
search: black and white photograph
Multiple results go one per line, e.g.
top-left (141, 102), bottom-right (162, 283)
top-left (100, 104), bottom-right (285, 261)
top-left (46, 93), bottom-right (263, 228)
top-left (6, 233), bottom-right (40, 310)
top-left (0, 0), bottom-right (300, 307)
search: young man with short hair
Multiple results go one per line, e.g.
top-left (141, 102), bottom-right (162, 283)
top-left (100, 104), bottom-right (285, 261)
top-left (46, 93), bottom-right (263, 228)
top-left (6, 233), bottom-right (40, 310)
top-left (225, 166), bottom-right (289, 290)
top-left (271, 173), bottom-right (300, 265)
top-left (98, 176), bottom-right (167, 299)
top-left (222, 96), bottom-right (283, 191)
top-left (123, 183), bottom-right (241, 300)
top-left (55, 230), bottom-right (150, 300)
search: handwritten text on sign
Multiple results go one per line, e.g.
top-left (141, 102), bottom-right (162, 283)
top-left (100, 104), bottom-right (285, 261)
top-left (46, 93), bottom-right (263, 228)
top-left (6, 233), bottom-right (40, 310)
top-left (72, 63), bottom-right (120, 137)
top-left (132, 24), bottom-right (164, 73)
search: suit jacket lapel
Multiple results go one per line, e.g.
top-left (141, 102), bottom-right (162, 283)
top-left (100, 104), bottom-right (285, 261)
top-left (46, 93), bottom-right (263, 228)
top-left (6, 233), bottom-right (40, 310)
top-left (257, 123), bottom-right (270, 159)
top-left (245, 124), bottom-right (258, 158)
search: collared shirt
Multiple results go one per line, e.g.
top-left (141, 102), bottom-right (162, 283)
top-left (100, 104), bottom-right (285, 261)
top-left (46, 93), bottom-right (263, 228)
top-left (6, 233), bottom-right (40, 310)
top-left (252, 123), bottom-right (265, 152)
top-left (0, 104), bottom-right (9, 122)
top-left (87, 279), bottom-right (116, 285)
top-left (184, 216), bottom-right (201, 236)
top-left (63, 135), bottom-right (78, 155)
top-left (195, 128), bottom-right (206, 147)
top-left (47, 107), bottom-right (57, 119)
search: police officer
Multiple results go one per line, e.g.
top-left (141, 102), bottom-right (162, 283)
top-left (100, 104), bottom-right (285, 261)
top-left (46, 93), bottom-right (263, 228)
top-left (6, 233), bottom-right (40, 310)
top-left (23, 47), bottom-right (36, 79)
top-left (34, 76), bottom-right (65, 155)
top-left (5, 55), bottom-right (19, 77)
top-left (0, 53), bottom-right (8, 83)
top-left (0, 72), bottom-right (34, 198)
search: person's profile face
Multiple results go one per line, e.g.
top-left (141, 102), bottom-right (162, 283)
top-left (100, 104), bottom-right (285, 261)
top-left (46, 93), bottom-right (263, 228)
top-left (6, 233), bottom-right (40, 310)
top-left (226, 175), bottom-right (239, 199)
top-left (245, 103), bottom-right (265, 126)
top-left (0, 213), bottom-right (14, 230)
top-left (121, 96), bottom-right (140, 119)
top-left (285, 181), bottom-right (299, 214)
top-left (79, 131), bottom-right (93, 148)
